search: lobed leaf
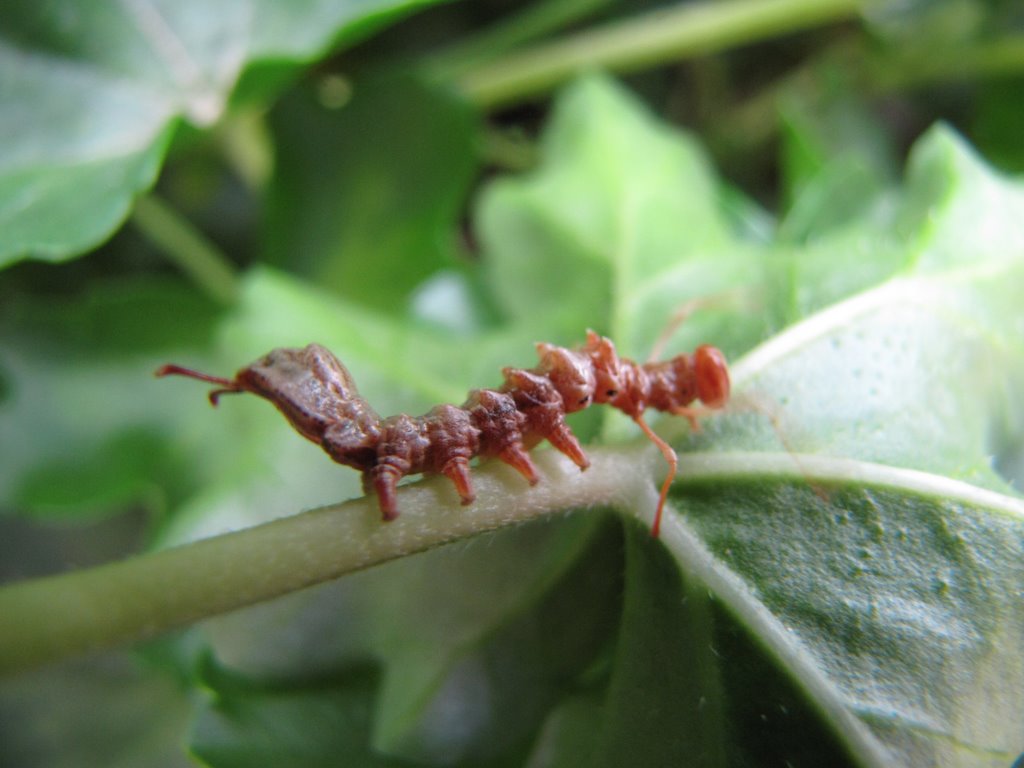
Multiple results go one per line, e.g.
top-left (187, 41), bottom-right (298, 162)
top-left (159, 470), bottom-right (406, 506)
top-left (477, 75), bottom-right (760, 355)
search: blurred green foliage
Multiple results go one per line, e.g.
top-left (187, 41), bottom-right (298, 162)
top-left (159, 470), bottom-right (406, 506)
top-left (2, 0), bottom-right (1024, 766)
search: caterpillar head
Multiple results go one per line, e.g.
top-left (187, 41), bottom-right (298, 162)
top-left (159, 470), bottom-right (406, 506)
top-left (693, 344), bottom-right (730, 408)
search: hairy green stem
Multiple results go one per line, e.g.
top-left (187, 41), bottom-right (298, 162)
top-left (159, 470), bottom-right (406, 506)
top-left (4, 441), bottom-right (1020, 675)
top-left (457, 0), bottom-right (867, 108)
top-left (0, 450), bottom-right (647, 675)
top-left (131, 194), bottom-right (240, 305)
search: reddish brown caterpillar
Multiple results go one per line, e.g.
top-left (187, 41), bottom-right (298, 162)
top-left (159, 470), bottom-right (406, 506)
top-left (156, 331), bottom-right (729, 536)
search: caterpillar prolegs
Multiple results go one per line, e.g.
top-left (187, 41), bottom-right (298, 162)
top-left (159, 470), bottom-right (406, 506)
top-left (157, 331), bottom-right (729, 537)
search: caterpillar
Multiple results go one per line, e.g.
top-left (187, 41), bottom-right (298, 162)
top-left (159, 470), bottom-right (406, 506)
top-left (156, 331), bottom-right (729, 537)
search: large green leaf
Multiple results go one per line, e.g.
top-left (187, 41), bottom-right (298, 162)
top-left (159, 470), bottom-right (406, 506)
top-left (0, 0), bottom-right (449, 267)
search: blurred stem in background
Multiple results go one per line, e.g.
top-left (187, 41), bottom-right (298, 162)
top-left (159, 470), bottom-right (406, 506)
top-left (868, 34), bottom-right (1024, 90)
top-left (130, 194), bottom-right (240, 306)
top-left (425, 0), bottom-right (615, 78)
top-left (444, 0), bottom-right (868, 107)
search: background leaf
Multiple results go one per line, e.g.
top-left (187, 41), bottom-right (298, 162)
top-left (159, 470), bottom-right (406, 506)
top-left (477, 75), bottom-right (759, 354)
top-left (0, 0), bottom-right (450, 267)
top-left (262, 74), bottom-right (479, 310)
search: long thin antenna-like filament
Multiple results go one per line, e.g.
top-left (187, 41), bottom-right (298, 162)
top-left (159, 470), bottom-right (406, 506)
top-left (633, 416), bottom-right (678, 537)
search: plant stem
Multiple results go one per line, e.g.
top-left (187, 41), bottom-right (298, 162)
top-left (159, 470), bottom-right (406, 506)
top-left (457, 0), bottom-right (868, 108)
top-left (217, 110), bottom-right (274, 192)
top-left (868, 35), bottom-right (1024, 92)
top-left (0, 449), bottom-right (648, 675)
top-left (425, 0), bottom-right (612, 80)
top-left (131, 194), bottom-right (240, 305)
top-left (5, 435), bottom-right (1019, 675)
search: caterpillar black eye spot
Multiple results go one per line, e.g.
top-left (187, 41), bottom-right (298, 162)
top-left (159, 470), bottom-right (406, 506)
top-left (606, 389), bottom-right (617, 397)
top-left (578, 395), bottom-right (590, 405)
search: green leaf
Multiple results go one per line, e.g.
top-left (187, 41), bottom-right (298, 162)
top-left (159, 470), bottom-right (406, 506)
top-left (191, 660), bottom-right (401, 768)
top-left (777, 67), bottom-right (897, 239)
top-left (673, 474), bottom-right (1024, 767)
top-left (199, 515), bottom-right (622, 764)
top-left (0, 653), bottom-right (192, 768)
top-left (725, 126), bottom-right (1024, 484)
top-left (262, 74), bottom-right (479, 311)
top-left (653, 124), bottom-right (1024, 765)
top-left (0, 0), bottom-right (450, 268)
top-left (589, 522), bottom-right (855, 766)
top-left (0, 278), bottom-right (225, 519)
top-left (477, 75), bottom-right (750, 349)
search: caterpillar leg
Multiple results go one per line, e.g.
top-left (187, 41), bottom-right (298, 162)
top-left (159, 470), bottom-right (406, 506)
top-left (497, 443), bottom-right (540, 485)
top-left (441, 456), bottom-right (476, 505)
top-left (671, 405), bottom-right (705, 433)
top-left (368, 466), bottom-right (402, 521)
top-left (545, 423), bottom-right (590, 471)
top-left (633, 415), bottom-right (678, 538)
